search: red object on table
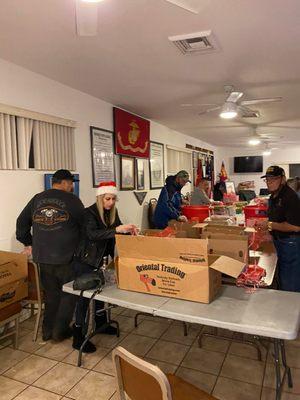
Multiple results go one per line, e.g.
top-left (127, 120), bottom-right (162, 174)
top-left (236, 264), bottom-right (266, 290)
top-left (181, 205), bottom-right (210, 222)
top-left (244, 205), bottom-right (268, 223)
top-left (155, 227), bottom-right (177, 237)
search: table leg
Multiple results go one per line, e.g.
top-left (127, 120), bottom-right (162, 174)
top-left (271, 339), bottom-right (293, 400)
top-left (198, 328), bottom-right (262, 361)
top-left (183, 322), bottom-right (188, 337)
top-left (134, 313), bottom-right (188, 336)
top-left (78, 298), bottom-right (96, 367)
top-left (77, 300), bottom-right (120, 367)
top-left (274, 339), bottom-right (282, 400)
top-left (134, 312), bottom-right (150, 327)
top-left (279, 340), bottom-right (293, 388)
top-left (106, 304), bottom-right (120, 338)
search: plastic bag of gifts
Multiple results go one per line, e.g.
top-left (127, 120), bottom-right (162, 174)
top-left (236, 264), bottom-right (266, 292)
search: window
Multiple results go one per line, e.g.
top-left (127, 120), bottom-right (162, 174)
top-left (167, 146), bottom-right (193, 195)
top-left (0, 106), bottom-right (76, 170)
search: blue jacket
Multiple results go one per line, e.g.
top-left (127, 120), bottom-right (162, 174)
top-left (153, 176), bottom-right (182, 229)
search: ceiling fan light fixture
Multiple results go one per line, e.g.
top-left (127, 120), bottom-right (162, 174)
top-left (248, 137), bottom-right (261, 146)
top-left (219, 102), bottom-right (238, 119)
top-left (80, 0), bottom-right (104, 3)
top-left (263, 149), bottom-right (272, 156)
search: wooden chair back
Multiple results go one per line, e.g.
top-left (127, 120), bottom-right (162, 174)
top-left (112, 346), bottom-right (172, 400)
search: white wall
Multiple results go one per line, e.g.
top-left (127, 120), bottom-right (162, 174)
top-left (0, 58), bottom-right (216, 252)
top-left (215, 146), bottom-right (300, 194)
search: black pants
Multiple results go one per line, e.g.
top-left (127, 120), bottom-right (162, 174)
top-left (72, 260), bottom-right (106, 327)
top-left (39, 263), bottom-right (76, 339)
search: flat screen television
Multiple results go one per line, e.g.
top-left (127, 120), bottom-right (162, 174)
top-left (234, 156), bottom-right (263, 173)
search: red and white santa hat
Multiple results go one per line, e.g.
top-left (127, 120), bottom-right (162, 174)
top-left (96, 181), bottom-right (118, 197)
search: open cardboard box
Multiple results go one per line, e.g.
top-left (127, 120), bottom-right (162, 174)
top-left (0, 251), bottom-right (28, 310)
top-left (115, 235), bottom-right (245, 303)
top-left (168, 220), bottom-right (249, 263)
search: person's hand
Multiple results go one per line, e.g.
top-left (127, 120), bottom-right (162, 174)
top-left (21, 246), bottom-right (32, 257)
top-left (178, 215), bottom-right (188, 223)
top-left (254, 219), bottom-right (268, 231)
top-left (116, 224), bottom-right (139, 235)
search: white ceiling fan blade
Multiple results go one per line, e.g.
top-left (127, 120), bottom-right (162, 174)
top-left (226, 91), bottom-right (243, 103)
top-left (198, 106), bottom-right (221, 115)
top-left (181, 103), bottom-right (220, 107)
top-left (164, 0), bottom-right (203, 14)
top-left (75, 0), bottom-right (99, 37)
top-left (238, 105), bottom-right (260, 118)
top-left (241, 97), bottom-right (282, 106)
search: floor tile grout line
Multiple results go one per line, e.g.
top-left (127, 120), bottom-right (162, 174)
top-left (31, 362), bottom-right (89, 398)
top-left (7, 356), bottom-right (60, 388)
top-left (62, 328), bottom-right (134, 398)
top-left (211, 328), bottom-right (233, 395)
top-left (168, 322), bottom-right (203, 376)
top-left (259, 346), bottom-right (269, 400)
top-left (108, 391), bottom-right (117, 400)
top-left (63, 364), bottom-right (115, 398)
top-left (0, 347), bottom-right (33, 376)
top-left (142, 319), bottom-right (178, 360)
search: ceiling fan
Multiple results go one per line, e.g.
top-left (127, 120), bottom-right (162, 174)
top-left (182, 85), bottom-right (282, 119)
top-left (248, 126), bottom-right (283, 146)
top-left (75, 0), bottom-right (201, 36)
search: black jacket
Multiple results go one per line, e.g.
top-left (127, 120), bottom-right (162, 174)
top-left (76, 203), bottom-right (122, 268)
top-left (16, 189), bottom-right (84, 264)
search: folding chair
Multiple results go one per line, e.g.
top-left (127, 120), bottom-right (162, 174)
top-left (22, 261), bottom-right (43, 341)
top-left (0, 302), bottom-right (21, 349)
top-left (112, 346), bottom-right (217, 400)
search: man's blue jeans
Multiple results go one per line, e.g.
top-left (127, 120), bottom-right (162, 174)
top-left (273, 236), bottom-right (300, 292)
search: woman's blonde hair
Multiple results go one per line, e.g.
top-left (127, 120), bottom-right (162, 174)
top-left (96, 194), bottom-right (116, 226)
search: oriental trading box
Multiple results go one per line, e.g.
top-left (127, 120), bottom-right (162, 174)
top-left (115, 235), bottom-right (245, 304)
top-left (0, 251), bottom-right (28, 310)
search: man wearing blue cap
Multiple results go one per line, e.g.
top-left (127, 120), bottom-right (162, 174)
top-left (153, 170), bottom-right (190, 229)
top-left (257, 166), bottom-right (300, 292)
top-left (16, 169), bottom-right (84, 341)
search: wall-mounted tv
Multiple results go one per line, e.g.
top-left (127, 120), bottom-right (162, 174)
top-left (234, 156), bottom-right (263, 173)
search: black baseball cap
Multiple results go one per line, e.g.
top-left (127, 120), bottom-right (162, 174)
top-left (176, 170), bottom-right (191, 183)
top-left (52, 169), bottom-right (79, 182)
top-left (261, 165), bottom-right (285, 179)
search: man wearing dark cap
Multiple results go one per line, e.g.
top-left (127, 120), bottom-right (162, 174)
top-left (257, 165), bottom-right (300, 292)
top-left (153, 170), bottom-right (190, 229)
top-left (16, 169), bottom-right (85, 341)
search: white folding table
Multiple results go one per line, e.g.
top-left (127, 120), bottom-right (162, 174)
top-left (63, 282), bottom-right (300, 400)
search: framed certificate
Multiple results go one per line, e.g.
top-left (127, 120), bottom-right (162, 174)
top-left (90, 126), bottom-right (115, 187)
top-left (136, 158), bottom-right (145, 190)
top-left (149, 141), bottom-right (164, 189)
top-left (120, 156), bottom-right (135, 190)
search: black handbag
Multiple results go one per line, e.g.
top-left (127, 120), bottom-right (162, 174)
top-left (73, 270), bottom-right (105, 291)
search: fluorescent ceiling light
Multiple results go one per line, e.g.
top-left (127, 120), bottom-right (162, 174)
top-left (248, 137), bottom-right (261, 145)
top-left (81, 0), bottom-right (104, 3)
top-left (219, 102), bottom-right (238, 119)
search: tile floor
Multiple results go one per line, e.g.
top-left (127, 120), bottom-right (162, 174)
top-left (1, 308), bottom-right (300, 400)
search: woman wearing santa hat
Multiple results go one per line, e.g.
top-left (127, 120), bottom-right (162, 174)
top-left (72, 181), bottom-right (137, 353)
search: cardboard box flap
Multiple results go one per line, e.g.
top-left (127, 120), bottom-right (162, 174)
top-left (209, 256), bottom-right (245, 278)
top-left (207, 238), bottom-right (248, 263)
top-left (116, 235), bottom-right (209, 265)
top-left (192, 223), bottom-right (208, 229)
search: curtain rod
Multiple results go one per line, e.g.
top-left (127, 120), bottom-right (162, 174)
top-left (0, 103), bottom-right (77, 128)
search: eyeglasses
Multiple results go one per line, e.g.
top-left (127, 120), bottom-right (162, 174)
top-left (263, 176), bottom-right (281, 183)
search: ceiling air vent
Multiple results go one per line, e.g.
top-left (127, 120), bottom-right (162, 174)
top-left (168, 30), bottom-right (218, 55)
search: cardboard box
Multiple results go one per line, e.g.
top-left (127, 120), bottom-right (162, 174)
top-left (115, 235), bottom-right (245, 303)
top-left (0, 251), bottom-right (28, 310)
top-left (168, 221), bottom-right (249, 263)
